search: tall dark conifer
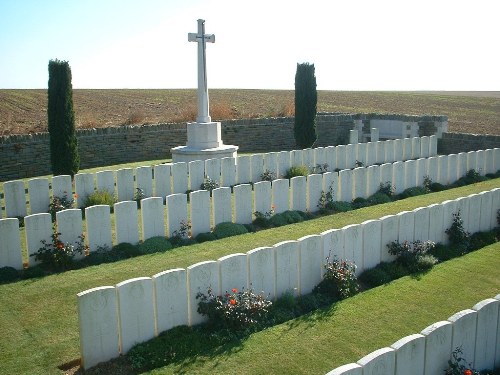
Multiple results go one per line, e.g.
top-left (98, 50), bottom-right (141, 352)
top-left (47, 59), bottom-right (79, 176)
top-left (294, 62), bottom-right (317, 149)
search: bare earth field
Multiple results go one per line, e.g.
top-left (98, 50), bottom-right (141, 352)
top-left (0, 89), bottom-right (498, 136)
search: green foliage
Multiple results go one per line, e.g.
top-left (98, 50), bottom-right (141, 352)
top-left (200, 176), bottom-right (220, 192)
top-left (47, 59), bottom-right (79, 176)
top-left (429, 182), bottom-right (446, 192)
top-left (367, 192), bottom-right (392, 205)
top-left (48, 193), bottom-right (75, 222)
top-left (212, 222), bottom-right (248, 239)
top-left (352, 197), bottom-right (370, 209)
top-left (445, 211), bottom-right (471, 252)
top-left (285, 165), bottom-right (310, 179)
top-left (260, 169), bottom-right (276, 182)
top-left (329, 201), bottom-right (353, 213)
top-left (294, 62), bottom-right (317, 148)
top-left (359, 265), bottom-right (393, 287)
top-left (0, 267), bottom-right (19, 284)
top-left (387, 240), bottom-right (437, 273)
top-left (317, 184), bottom-right (335, 213)
top-left (469, 231), bottom-right (497, 251)
top-left (428, 243), bottom-right (463, 262)
top-left (314, 257), bottom-right (359, 300)
top-left (195, 232), bottom-right (217, 243)
top-left (398, 186), bottom-right (429, 199)
top-left (84, 189), bottom-right (116, 208)
top-left (445, 346), bottom-right (480, 375)
top-left (138, 236), bottom-right (172, 254)
top-left (197, 286), bottom-right (272, 331)
top-left (378, 182), bottom-right (395, 197)
top-left (281, 210), bottom-right (304, 224)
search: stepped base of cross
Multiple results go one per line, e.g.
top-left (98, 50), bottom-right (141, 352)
top-left (171, 121), bottom-right (238, 163)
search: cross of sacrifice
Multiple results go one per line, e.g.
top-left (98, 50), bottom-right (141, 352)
top-left (188, 19), bottom-right (215, 124)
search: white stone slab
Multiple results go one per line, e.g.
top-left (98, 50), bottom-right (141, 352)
top-left (353, 167), bottom-right (367, 199)
top-left (467, 194), bottom-right (481, 235)
top-left (96, 170), bottom-right (115, 194)
top-left (390, 333), bottom-right (425, 375)
top-left (362, 220), bottom-right (382, 271)
top-left (290, 176), bottom-right (307, 212)
top-left (277, 150), bottom-right (292, 178)
top-left (314, 147), bottom-right (327, 169)
top-left (326, 146), bottom-right (337, 171)
top-left (250, 154), bottom-right (264, 182)
top-left (384, 140), bottom-right (395, 163)
top-left (338, 169), bottom-right (353, 202)
top-left (345, 144), bottom-right (356, 169)
top-left (370, 128), bottom-right (379, 142)
top-left (51, 175), bottom-right (72, 200)
top-left (75, 173), bottom-right (95, 208)
top-left (4, 180), bottom-right (27, 218)
top-left (25, 213), bottom-right (52, 266)
top-left (393, 139), bottom-right (403, 162)
top-left (85, 205), bottom-right (112, 252)
top-left (415, 158), bottom-right (428, 187)
top-left (326, 363), bottom-right (362, 375)
top-left (421, 321), bottom-right (453, 375)
top-left (154, 163), bottom-right (172, 199)
top-left (427, 156), bottom-right (439, 185)
top-left (187, 160), bottom-right (204, 193)
top-left (403, 138), bottom-right (412, 161)
top-left (211, 187), bottom-right (231, 226)
top-left (234, 184), bottom-right (252, 224)
top-left (247, 246), bottom-right (275, 299)
top-left (427, 204), bottom-right (444, 244)
top-left (56, 209), bottom-right (84, 260)
top-left (166, 194), bottom-right (188, 238)
top-left (290, 149), bottom-right (303, 168)
top-left (141, 197), bottom-right (165, 240)
top-left (218, 253), bottom-right (248, 294)
top-left (342, 224), bottom-right (363, 273)
top-left (205, 158), bottom-right (221, 185)
top-left (221, 157), bottom-right (236, 187)
top-left (78, 286), bottom-right (120, 370)
top-left (404, 160), bottom-right (417, 190)
top-left (116, 168), bottom-right (135, 202)
top-left (190, 190), bottom-right (211, 236)
top-left (411, 137), bottom-right (421, 159)
top-left (28, 178), bottom-right (50, 215)
top-left (494, 148), bottom-right (500, 172)
top-left (171, 162), bottom-right (188, 194)
top-left (114, 201), bottom-right (139, 245)
top-left (236, 155), bottom-right (251, 184)
top-left (116, 277), bottom-right (156, 353)
top-left (476, 150), bottom-right (486, 175)
top-left (455, 197), bottom-right (470, 233)
top-left (320, 228), bottom-right (344, 266)
top-left (478, 191), bottom-right (493, 232)
top-left (356, 143), bottom-right (367, 166)
top-left (392, 161), bottom-right (405, 195)
top-left (438, 155), bottom-right (449, 185)
top-left (272, 179), bottom-right (289, 214)
top-left (380, 163), bottom-right (393, 190)
top-left (380, 215), bottom-right (398, 263)
top-left (367, 165), bottom-right (381, 197)
top-left (254, 181), bottom-right (272, 216)
top-left (485, 149), bottom-right (495, 175)
top-left (336, 145), bottom-right (347, 170)
top-left (357, 347), bottom-right (395, 375)
top-left (491, 188), bottom-right (500, 230)
top-left (274, 240), bottom-right (299, 297)
top-left (412, 207), bottom-right (429, 242)
top-left (0, 218), bottom-right (23, 269)
top-left (397, 211), bottom-right (414, 244)
top-left (457, 152), bottom-right (468, 179)
top-left (365, 142), bottom-right (376, 167)
top-left (430, 135), bottom-right (438, 155)
top-left (136, 166), bottom-right (154, 197)
top-left (263, 152), bottom-right (278, 178)
top-left (298, 234), bottom-right (322, 295)
top-left (349, 129), bottom-right (359, 145)
top-left (448, 309), bottom-right (477, 367)
top-left (473, 298), bottom-right (499, 370)
top-left (420, 136), bottom-right (430, 158)
top-left (307, 174), bottom-right (323, 212)
top-left (467, 151), bottom-right (477, 173)
top-left (187, 260), bottom-right (219, 326)
top-left (153, 268), bottom-right (188, 333)
top-left (448, 154), bottom-right (459, 184)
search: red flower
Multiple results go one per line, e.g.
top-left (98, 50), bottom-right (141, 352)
top-left (229, 299), bottom-right (236, 305)
top-left (464, 370), bottom-right (472, 375)
top-left (232, 288), bottom-right (238, 293)
top-left (57, 242), bottom-right (64, 249)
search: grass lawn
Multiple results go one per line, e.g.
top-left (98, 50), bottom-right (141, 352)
top-left (0, 180), bottom-right (499, 375)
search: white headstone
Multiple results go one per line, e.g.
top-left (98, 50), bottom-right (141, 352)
top-left (171, 162), bottom-right (188, 194)
top-left (421, 321), bottom-right (453, 375)
top-left (380, 215), bottom-right (398, 263)
top-left (485, 149), bottom-right (495, 175)
top-left (298, 234), bottom-right (322, 295)
top-left (427, 156), bottom-right (439, 185)
top-left (342, 224), bottom-right (363, 273)
top-left (397, 211), bottom-right (414, 244)
top-left (251, 154), bottom-right (264, 182)
top-left (345, 144), bottom-right (357, 169)
top-left (116, 277), bottom-right (156, 353)
top-left (51, 175), bottom-right (72, 200)
top-left (190, 190), bottom-right (211, 236)
top-left (412, 207), bottom-right (429, 242)
top-left (212, 187), bottom-right (232, 225)
top-left (290, 149), bottom-right (304, 168)
top-left (263, 152), bottom-right (278, 179)
top-left (467, 193), bottom-right (481, 235)
top-left (114, 201), bottom-right (139, 245)
top-left (218, 253), bottom-right (248, 294)
top-left (314, 147), bottom-right (327, 169)
top-left (75, 173), bottom-right (95, 208)
top-left (349, 129), bottom-right (359, 145)
top-left (420, 136), bottom-right (430, 158)
top-left (402, 138), bottom-right (412, 161)
top-left (221, 157), bottom-right (236, 187)
top-left (153, 268), bottom-right (188, 333)
top-left (441, 200), bottom-right (458, 244)
top-left (392, 161), bottom-right (405, 195)
top-left (370, 128), bottom-right (379, 142)
top-left (357, 143), bottom-right (367, 167)
top-left (28, 178), bottom-right (50, 215)
top-left (274, 240), bottom-right (299, 297)
top-left (78, 286), bottom-right (120, 370)
top-left (448, 154), bottom-right (459, 183)
top-left (247, 246), bottom-right (275, 299)
top-left (404, 159), bottom-right (417, 190)
top-left (154, 164), bottom-right (172, 199)
top-left (166, 194), bottom-right (188, 238)
top-left (326, 145), bottom-right (337, 171)
top-left (96, 170), bottom-right (115, 194)
top-left (254, 181), bottom-right (272, 216)
top-left (303, 148), bottom-right (315, 170)
top-left (56, 209), bottom-right (84, 260)
top-left (141, 197), bottom-right (165, 240)
top-left (338, 169), bottom-right (353, 202)
top-left (427, 203), bottom-right (444, 244)
top-left (25, 213), bottom-right (52, 266)
top-left (272, 179), bottom-right (289, 214)
top-left (187, 260), bottom-right (220, 326)
top-left (473, 298), bottom-right (499, 370)
top-left (411, 137), bottom-right (421, 159)
top-left (234, 184), bottom-right (252, 224)
top-left (85, 205), bottom-right (112, 252)
top-left (367, 165), bottom-right (381, 197)
top-left (307, 173), bottom-right (323, 212)
top-left (357, 347), bottom-right (395, 375)
top-left (326, 363), bottom-right (362, 375)
top-left (336, 145), bottom-right (347, 170)
top-left (365, 142), bottom-right (376, 166)
top-left (290, 176), bottom-right (307, 212)
top-left (116, 168), bottom-right (135, 202)
top-left (188, 160), bottom-right (204, 193)
top-left (353, 167), bottom-right (367, 199)
top-left (457, 152), bottom-right (468, 179)
top-left (380, 163), bottom-right (393, 191)
top-left (4, 180), bottom-right (27, 218)
top-left (205, 158), bottom-right (221, 186)
top-left (384, 140), bottom-right (395, 163)
top-left (448, 309), bottom-right (478, 367)
top-left (136, 166), bottom-right (153, 197)
top-left (476, 150), bottom-right (485, 175)
top-left (429, 135), bottom-right (438, 155)
top-left (320, 228), bottom-right (344, 267)
top-left (393, 139), bottom-right (403, 162)
top-left (362, 219), bottom-right (382, 271)
top-left (478, 191), bottom-right (493, 232)
top-left (277, 150), bottom-right (292, 178)
top-left (376, 141), bottom-right (385, 164)
top-left (236, 155), bottom-right (251, 184)
top-left (455, 197), bottom-right (470, 233)
top-left (0, 218), bottom-right (23, 269)
top-left (390, 334), bottom-right (425, 375)
top-left (415, 158), bottom-right (428, 187)
top-left (437, 155), bottom-right (448, 185)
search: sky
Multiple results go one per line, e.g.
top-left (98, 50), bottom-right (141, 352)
top-left (0, 0), bottom-right (498, 90)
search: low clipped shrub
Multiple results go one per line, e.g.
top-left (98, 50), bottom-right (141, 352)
top-left (269, 213), bottom-right (289, 227)
top-left (445, 211), bottom-right (471, 253)
top-left (368, 192), bottom-right (392, 205)
top-left (212, 222), bottom-right (248, 239)
top-left (415, 254), bottom-right (439, 271)
top-left (138, 236), bottom-right (172, 254)
top-left (329, 201), bottom-right (353, 213)
top-left (398, 186), bottom-right (429, 199)
top-left (428, 243), bottom-right (463, 262)
top-left (22, 265), bottom-right (45, 279)
top-left (314, 258), bottom-right (359, 300)
top-left (378, 182), bottom-right (395, 197)
top-left (84, 189), bottom-right (117, 209)
top-left (429, 182), bottom-right (446, 192)
top-left (469, 231), bottom-right (497, 251)
top-left (282, 210), bottom-right (304, 224)
top-left (113, 242), bottom-right (140, 258)
top-left (195, 232), bottom-right (217, 243)
top-left (285, 165), bottom-right (310, 179)
top-left (387, 240), bottom-right (437, 273)
top-left (378, 261), bottom-right (410, 280)
top-left (352, 197), bottom-right (370, 209)
top-left (0, 267), bottom-right (19, 284)
top-left (252, 216), bottom-right (271, 228)
top-left (359, 265), bottom-right (392, 287)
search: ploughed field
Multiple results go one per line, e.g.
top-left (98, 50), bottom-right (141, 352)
top-left (0, 89), bottom-right (499, 136)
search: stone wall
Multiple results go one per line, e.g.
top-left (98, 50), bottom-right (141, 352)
top-left (438, 132), bottom-right (500, 155)
top-left (0, 113), bottom-right (446, 181)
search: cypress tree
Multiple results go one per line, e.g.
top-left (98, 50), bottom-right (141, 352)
top-left (47, 59), bottom-right (79, 176)
top-left (294, 62), bottom-right (317, 149)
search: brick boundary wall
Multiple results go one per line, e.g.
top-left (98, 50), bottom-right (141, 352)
top-left (0, 113), bottom-right (447, 181)
top-left (438, 132), bottom-right (500, 155)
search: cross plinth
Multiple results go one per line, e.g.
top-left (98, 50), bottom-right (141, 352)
top-left (171, 19), bottom-right (238, 163)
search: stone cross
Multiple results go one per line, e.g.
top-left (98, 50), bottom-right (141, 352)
top-left (188, 19), bottom-right (215, 124)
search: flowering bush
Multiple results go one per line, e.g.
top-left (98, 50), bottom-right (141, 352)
top-left (314, 257), bottom-right (359, 300)
top-left (387, 240), bottom-right (437, 272)
top-left (317, 183), bottom-right (335, 213)
top-left (48, 193), bottom-right (75, 222)
top-left (260, 169), bottom-right (276, 182)
top-left (200, 176), bottom-right (219, 193)
top-left (31, 229), bottom-right (88, 270)
top-left (445, 347), bottom-right (479, 375)
top-left (196, 286), bottom-right (272, 331)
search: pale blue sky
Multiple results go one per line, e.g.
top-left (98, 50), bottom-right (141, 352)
top-left (0, 0), bottom-right (498, 90)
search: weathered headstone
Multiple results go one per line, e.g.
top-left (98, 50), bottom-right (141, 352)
top-left (114, 201), bottom-right (139, 245)
top-left (153, 268), bottom-right (188, 333)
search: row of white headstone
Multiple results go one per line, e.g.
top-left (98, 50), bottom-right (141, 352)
top-left (327, 295), bottom-right (500, 375)
top-left (76, 187), bottom-right (500, 370)
top-left (1, 136), bottom-right (439, 219)
top-left (0, 148), bottom-right (498, 270)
